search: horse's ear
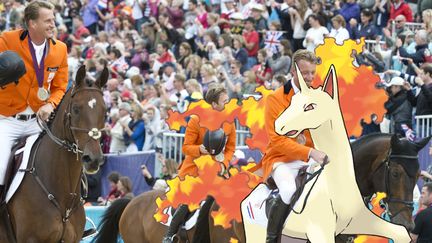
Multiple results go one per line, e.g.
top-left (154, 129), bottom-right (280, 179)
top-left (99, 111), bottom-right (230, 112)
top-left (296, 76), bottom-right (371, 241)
top-left (414, 136), bottom-right (431, 152)
top-left (322, 65), bottom-right (338, 99)
top-left (294, 62), bottom-right (310, 93)
top-left (75, 65), bottom-right (86, 87)
top-left (96, 66), bottom-right (109, 88)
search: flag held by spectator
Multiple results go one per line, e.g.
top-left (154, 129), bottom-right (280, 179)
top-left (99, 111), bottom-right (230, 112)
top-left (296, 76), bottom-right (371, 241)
top-left (264, 31), bottom-right (283, 54)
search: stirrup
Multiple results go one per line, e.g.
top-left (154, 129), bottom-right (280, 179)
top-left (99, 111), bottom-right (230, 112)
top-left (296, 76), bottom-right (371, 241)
top-left (162, 234), bottom-right (177, 243)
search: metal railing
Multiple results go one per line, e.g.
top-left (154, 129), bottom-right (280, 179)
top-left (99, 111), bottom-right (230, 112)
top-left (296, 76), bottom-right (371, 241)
top-left (162, 128), bottom-right (253, 163)
top-left (365, 40), bottom-right (386, 52)
top-left (415, 115), bottom-right (432, 138)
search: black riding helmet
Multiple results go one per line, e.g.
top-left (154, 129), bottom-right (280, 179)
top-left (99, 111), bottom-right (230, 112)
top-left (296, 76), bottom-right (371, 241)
top-left (0, 50), bottom-right (26, 88)
top-left (203, 128), bottom-right (227, 156)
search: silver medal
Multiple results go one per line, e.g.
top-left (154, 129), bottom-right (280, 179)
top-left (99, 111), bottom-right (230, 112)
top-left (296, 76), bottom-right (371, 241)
top-left (37, 88), bottom-right (49, 101)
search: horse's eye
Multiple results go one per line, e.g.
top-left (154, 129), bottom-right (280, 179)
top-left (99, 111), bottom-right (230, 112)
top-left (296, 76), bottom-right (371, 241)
top-left (72, 105), bottom-right (80, 115)
top-left (304, 103), bottom-right (316, 112)
top-left (391, 171), bottom-right (399, 178)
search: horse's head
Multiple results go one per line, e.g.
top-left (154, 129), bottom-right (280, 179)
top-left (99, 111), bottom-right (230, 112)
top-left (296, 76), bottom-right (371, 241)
top-left (66, 65), bottom-right (108, 174)
top-left (380, 134), bottom-right (431, 231)
top-left (275, 64), bottom-right (339, 137)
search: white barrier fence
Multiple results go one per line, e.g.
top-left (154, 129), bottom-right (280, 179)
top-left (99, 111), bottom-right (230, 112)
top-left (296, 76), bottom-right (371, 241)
top-left (162, 122), bottom-right (252, 163)
top-left (415, 115), bottom-right (432, 138)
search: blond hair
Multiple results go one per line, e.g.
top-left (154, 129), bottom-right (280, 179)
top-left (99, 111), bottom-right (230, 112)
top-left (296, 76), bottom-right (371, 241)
top-left (291, 49), bottom-right (320, 71)
top-left (24, 1), bottom-right (54, 26)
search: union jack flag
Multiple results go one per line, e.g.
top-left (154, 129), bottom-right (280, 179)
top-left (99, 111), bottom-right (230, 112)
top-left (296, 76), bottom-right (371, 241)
top-left (264, 31), bottom-right (283, 54)
top-left (401, 124), bottom-right (416, 142)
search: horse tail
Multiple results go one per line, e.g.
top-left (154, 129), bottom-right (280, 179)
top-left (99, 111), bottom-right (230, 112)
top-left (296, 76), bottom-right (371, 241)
top-left (92, 198), bottom-right (131, 243)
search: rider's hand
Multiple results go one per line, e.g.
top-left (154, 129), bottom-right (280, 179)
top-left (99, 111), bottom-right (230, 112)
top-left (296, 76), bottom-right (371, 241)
top-left (309, 149), bottom-right (329, 166)
top-left (199, 144), bottom-right (209, 155)
top-left (37, 103), bottom-right (54, 121)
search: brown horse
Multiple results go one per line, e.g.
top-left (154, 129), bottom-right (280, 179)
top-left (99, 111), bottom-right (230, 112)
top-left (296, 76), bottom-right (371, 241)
top-left (92, 189), bottom-right (196, 243)
top-left (0, 65), bottom-right (108, 243)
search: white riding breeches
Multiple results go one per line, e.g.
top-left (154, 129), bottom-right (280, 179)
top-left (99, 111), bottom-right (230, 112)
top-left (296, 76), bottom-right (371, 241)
top-left (0, 116), bottom-right (41, 185)
top-left (272, 159), bottom-right (320, 204)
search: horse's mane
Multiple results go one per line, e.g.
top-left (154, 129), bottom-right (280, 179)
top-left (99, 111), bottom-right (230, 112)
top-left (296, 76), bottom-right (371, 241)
top-left (46, 87), bottom-right (73, 129)
top-left (351, 133), bottom-right (392, 151)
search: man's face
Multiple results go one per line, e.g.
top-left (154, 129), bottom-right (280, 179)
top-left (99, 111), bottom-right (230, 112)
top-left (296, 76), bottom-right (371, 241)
top-left (212, 92), bottom-right (229, 111)
top-left (395, 16), bottom-right (405, 29)
top-left (30, 8), bottom-right (55, 39)
top-left (156, 44), bottom-right (164, 55)
top-left (292, 59), bottom-right (317, 89)
top-left (421, 187), bottom-right (431, 206)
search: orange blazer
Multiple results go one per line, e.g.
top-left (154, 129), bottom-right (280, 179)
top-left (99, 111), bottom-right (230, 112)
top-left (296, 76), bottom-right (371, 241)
top-left (178, 115), bottom-right (236, 178)
top-left (0, 30), bottom-right (68, 116)
top-left (260, 82), bottom-right (315, 180)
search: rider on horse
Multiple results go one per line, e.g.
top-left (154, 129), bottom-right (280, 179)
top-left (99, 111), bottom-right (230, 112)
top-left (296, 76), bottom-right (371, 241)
top-left (0, 0), bottom-right (68, 201)
top-left (261, 50), bottom-right (328, 243)
top-left (162, 83), bottom-right (236, 243)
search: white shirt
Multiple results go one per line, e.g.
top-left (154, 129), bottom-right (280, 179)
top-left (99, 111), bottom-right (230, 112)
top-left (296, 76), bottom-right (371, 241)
top-left (293, 8), bottom-right (312, 39)
top-left (329, 27), bottom-right (350, 45)
top-left (31, 39), bottom-right (46, 66)
top-left (169, 89), bottom-right (189, 112)
top-left (303, 26), bottom-right (329, 52)
top-left (291, 79), bottom-right (300, 94)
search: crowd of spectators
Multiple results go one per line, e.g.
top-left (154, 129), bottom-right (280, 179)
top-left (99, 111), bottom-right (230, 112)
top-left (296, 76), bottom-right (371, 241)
top-left (1, 0), bottom-right (431, 209)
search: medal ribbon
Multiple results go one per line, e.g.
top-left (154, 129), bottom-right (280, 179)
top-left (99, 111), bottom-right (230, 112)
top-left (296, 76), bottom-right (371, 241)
top-left (27, 35), bottom-right (47, 89)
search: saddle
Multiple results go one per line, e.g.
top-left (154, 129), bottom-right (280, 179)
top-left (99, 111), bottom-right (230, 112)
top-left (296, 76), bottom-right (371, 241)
top-left (265, 166), bottom-right (309, 217)
top-left (1, 136), bottom-right (29, 203)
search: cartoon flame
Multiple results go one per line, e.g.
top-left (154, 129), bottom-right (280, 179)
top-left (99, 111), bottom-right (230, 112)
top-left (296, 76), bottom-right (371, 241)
top-left (354, 192), bottom-right (389, 243)
top-left (154, 157), bottom-right (261, 228)
top-left (315, 38), bottom-right (387, 137)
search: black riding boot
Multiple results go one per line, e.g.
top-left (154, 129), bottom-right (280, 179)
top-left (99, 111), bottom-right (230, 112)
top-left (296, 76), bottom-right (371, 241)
top-left (162, 204), bottom-right (190, 243)
top-left (266, 196), bottom-right (290, 243)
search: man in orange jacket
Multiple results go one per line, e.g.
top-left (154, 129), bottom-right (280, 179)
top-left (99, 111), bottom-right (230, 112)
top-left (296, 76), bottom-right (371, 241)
top-left (163, 83), bottom-right (236, 243)
top-left (263, 50), bottom-right (328, 243)
top-left (0, 1), bottom-right (68, 198)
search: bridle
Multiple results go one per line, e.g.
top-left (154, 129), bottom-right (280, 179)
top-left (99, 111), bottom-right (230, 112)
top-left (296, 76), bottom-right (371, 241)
top-left (38, 86), bottom-right (106, 157)
top-left (372, 148), bottom-right (417, 219)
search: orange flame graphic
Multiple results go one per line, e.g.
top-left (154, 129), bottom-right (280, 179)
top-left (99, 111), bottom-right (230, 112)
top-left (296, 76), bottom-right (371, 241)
top-left (354, 192), bottom-right (389, 243)
top-left (154, 157), bottom-right (261, 228)
top-left (160, 38), bottom-right (388, 229)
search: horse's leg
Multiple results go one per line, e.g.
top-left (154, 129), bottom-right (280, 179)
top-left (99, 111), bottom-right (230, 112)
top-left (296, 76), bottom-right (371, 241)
top-left (342, 208), bottom-right (411, 243)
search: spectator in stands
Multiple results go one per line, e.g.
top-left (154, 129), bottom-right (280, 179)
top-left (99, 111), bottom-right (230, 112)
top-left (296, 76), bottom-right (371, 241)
top-left (410, 63), bottom-right (432, 116)
top-left (69, 16), bottom-right (90, 45)
top-left (200, 62), bottom-right (219, 94)
top-left (329, 14), bottom-right (350, 45)
top-left (372, 0), bottom-right (390, 36)
top-left (117, 176), bottom-right (134, 199)
top-left (422, 9), bottom-right (432, 35)
top-left (85, 170), bottom-right (102, 205)
top-left (268, 39), bottom-right (293, 76)
top-left (185, 79), bottom-right (204, 104)
top-left (360, 113), bottom-right (381, 136)
top-left (289, 0), bottom-right (312, 52)
top-left (382, 15), bottom-right (413, 49)
top-left (411, 183), bottom-right (432, 242)
top-left (82, 0), bottom-right (99, 34)
top-left (389, 0), bottom-right (413, 22)
top-left (143, 105), bottom-right (162, 151)
top-left (349, 8), bottom-right (378, 40)
top-left (222, 60), bottom-right (244, 100)
top-left (304, 0), bottom-right (327, 30)
top-left (335, 0), bottom-right (361, 25)
top-left (384, 77), bottom-right (414, 137)
top-left (420, 146), bottom-right (432, 183)
top-left (157, 41), bottom-right (175, 64)
top-left (232, 35), bottom-right (249, 74)
top-left (98, 171), bottom-right (121, 205)
top-left (303, 14), bottom-right (329, 51)
top-left (271, 75), bottom-right (287, 90)
top-left (107, 102), bottom-right (132, 153)
top-left (167, 74), bottom-right (189, 112)
top-left (252, 49), bottom-right (272, 86)
top-left (177, 42), bottom-right (193, 68)
top-left (242, 17), bottom-right (260, 70)
top-left (141, 155), bottom-right (178, 190)
top-left (396, 29), bottom-right (429, 75)
top-left (241, 71), bottom-right (258, 96)
top-left (123, 104), bottom-right (146, 152)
